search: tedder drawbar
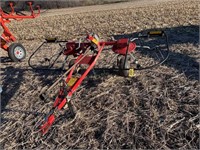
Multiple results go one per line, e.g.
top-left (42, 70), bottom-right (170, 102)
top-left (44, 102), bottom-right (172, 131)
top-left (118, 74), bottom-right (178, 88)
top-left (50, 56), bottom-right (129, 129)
top-left (0, 1), bottom-right (40, 61)
top-left (29, 31), bottom-right (170, 135)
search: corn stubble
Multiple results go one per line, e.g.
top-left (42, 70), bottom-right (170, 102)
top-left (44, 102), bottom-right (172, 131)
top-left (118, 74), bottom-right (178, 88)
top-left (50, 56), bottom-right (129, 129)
top-left (0, 0), bottom-right (199, 149)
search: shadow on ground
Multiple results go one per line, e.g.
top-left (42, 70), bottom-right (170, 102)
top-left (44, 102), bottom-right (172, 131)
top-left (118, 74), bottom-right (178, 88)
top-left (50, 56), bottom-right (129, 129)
top-left (0, 66), bottom-right (63, 112)
top-left (1, 66), bottom-right (24, 111)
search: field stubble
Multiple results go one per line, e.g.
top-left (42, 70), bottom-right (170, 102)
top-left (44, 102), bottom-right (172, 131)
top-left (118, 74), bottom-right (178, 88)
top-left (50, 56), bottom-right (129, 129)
top-left (0, 0), bottom-right (199, 149)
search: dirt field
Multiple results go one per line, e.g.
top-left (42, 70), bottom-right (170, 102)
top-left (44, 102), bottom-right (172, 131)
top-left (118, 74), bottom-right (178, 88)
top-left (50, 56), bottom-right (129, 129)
top-left (0, 0), bottom-right (199, 149)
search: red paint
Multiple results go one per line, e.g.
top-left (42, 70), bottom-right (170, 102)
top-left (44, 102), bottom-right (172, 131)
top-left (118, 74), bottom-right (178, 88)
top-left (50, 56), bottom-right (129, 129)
top-left (0, 2), bottom-right (40, 51)
top-left (39, 34), bottom-right (138, 135)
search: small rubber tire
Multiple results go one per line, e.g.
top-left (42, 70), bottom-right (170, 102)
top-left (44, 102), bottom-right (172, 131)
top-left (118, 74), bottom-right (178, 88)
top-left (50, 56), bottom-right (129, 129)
top-left (8, 43), bottom-right (26, 62)
top-left (119, 56), bottom-right (130, 77)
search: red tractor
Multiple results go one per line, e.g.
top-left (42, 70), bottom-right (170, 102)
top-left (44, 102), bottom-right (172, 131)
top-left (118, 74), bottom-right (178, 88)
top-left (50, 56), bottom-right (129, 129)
top-left (0, 1), bottom-right (40, 61)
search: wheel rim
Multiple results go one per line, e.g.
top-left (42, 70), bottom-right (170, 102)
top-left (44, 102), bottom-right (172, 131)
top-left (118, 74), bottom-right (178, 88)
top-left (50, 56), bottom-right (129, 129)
top-left (14, 46), bottom-right (25, 60)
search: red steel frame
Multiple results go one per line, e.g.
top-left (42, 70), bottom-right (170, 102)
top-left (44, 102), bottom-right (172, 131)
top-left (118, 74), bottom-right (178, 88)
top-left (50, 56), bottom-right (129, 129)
top-left (40, 41), bottom-right (105, 134)
top-left (0, 1), bottom-right (40, 51)
top-left (24, 22), bottom-right (168, 135)
top-left (39, 35), bottom-right (137, 135)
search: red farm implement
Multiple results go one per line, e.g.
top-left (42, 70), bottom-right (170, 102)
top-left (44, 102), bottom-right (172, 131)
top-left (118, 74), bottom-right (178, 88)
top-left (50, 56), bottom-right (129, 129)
top-left (0, 1), bottom-right (40, 61)
top-left (29, 31), bottom-right (170, 135)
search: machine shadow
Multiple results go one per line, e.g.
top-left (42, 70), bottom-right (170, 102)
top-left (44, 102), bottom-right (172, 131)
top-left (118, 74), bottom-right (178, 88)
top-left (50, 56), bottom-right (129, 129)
top-left (0, 66), bottom-right (64, 112)
top-left (112, 25), bottom-right (199, 81)
top-left (1, 66), bottom-right (25, 112)
top-left (0, 65), bottom-right (67, 124)
top-left (0, 57), bottom-right (13, 63)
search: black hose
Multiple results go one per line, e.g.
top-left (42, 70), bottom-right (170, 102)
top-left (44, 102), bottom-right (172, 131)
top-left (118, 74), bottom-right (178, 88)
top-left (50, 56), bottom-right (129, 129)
top-left (135, 31), bottom-right (170, 70)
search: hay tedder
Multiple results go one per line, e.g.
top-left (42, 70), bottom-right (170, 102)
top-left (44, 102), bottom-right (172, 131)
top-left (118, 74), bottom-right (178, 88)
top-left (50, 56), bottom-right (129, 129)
top-left (0, 1), bottom-right (40, 61)
top-left (29, 31), bottom-right (170, 135)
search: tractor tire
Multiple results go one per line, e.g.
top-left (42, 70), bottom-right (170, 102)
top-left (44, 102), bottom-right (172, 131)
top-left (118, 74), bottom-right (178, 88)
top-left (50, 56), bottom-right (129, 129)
top-left (8, 43), bottom-right (26, 62)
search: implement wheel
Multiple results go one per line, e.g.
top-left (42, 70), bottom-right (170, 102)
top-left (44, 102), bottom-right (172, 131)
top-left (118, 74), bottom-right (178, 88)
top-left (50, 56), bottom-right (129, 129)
top-left (8, 43), bottom-right (26, 62)
top-left (119, 56), bottom-right (130, 77)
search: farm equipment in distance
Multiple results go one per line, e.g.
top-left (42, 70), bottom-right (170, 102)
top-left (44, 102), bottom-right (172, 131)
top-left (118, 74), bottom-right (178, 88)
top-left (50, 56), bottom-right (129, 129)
top-left (29, 31), bottom-right (170, 135)
top-left (0, 1), bottom-right (40, 61)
